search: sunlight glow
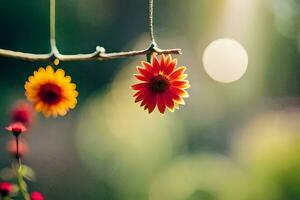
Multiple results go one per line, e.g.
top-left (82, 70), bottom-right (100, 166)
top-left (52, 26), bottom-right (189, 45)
top-left (203, 38), bottom-right (248, 83)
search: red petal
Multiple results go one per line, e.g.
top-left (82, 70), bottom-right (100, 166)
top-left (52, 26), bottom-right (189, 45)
top-left (160, 54), bottom-right (167, 71)
top-left (165, 55), bottom-right (171, 66)
top-left (172, 80), bottom-right (190, 88)
top-left (134, 74), bottom-right (150, 82)
top-left (131, 83), bottom-right (148, 90)
top-left (164, 94), bottom-right (175, 111)
top-left (170, 87), bottom-right (189, 98)
top-left (157, 95), bottom-right (166, 114)
top-left (134, 93), bottom-right (147, 103)
top-left (152, 56), bottom-right (160, 74)
top-left (133, 91), bottom-right (141, 97)
top-left (175, 98), bottom-right (186, 105)
top-left (140, 92), bottom-right (152, 107)
top-left (133, 88), bottom-right (148, 97)
top-left (137, 67), bottom-right (153, 78)
top-left (142, 61), bottom-right (153, 72)
top-left (147, 95), bottom-right (157, 113)
top-left (166, 90), bottom-right (181, 101)
top-left (169, 66), bottom-right (186, 80)
top-left (164, 59), bottom-right (177, 75)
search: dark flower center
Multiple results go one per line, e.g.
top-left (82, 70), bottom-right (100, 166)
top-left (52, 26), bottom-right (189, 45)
top-left (0, 184), bottom-right (11, 197)
top-left (149, 75), bottom-right (170, 93)
top-left (0, 189), bottom-right (9, 197)
top-left (39, 83), bottom-right (62, 105)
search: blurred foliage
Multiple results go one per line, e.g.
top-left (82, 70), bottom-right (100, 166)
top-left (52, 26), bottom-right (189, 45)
top-left (1, 0), bottom-right (300, 200)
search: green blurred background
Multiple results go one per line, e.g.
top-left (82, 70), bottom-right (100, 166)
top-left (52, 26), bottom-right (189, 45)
top-left (1, 0), bottom-right (300, 199)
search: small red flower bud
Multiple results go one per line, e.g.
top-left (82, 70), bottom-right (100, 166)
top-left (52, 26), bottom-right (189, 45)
top-left (30, 192), bottom-right (44, 200)
top-left (5, 122), bottom-right (27, 135)
top-left (0, 181), bottom-right (12, 197)
top-left (7, 139), bottom-right (28, 159)
top-left (10, 100), bottom-right (35, 127)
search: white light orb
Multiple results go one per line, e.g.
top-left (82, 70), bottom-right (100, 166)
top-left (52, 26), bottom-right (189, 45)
top-left (202, 38), bottom-right (248, 83)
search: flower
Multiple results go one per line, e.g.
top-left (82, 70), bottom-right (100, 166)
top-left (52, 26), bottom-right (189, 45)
top-left (30, 192), bottom-right (44, 200)
top-left (7, 139), bottom-right (28, 159)
top-left (10, 100), bottom-right (35, 127)
top-left (5, 122), bottom-right (27, 135)
top-left (132, 54), bottom-right (190, 114)
top-left (0, 182), bottom-right (12, 197)
top-left (25, 66), bottom-right (78, 117)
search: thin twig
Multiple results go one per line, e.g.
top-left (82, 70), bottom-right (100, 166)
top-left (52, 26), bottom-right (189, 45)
top-left (13, 136), bottom-right (30, 200)
top-left (15, 136), bottom-right (19, 162)
top-left (148, 0), bottom-right (155, 44)
top-left (16, 166), bottom-right (30, 200)
top-left (0, 0), bottom-right (182, 62)
top-left (50, 0), bottom-right (58, 55)
top-left (0, 46), bottom-right (181, 62)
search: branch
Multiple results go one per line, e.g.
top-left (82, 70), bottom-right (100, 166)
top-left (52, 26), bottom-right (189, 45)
top-left (0, 46), bottom-right (182, 62)
top-left (0, 0), bottom-right (182, 62)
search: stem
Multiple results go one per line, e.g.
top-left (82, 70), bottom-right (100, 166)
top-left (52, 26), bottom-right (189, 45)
top-left (50, 0), bottom-right (55, 42)
top-left (50, 0), bottom-right (58, 55)
top-left (0, 0), bottom-right (182, 62)
top-left (16, 136), bottom-right (19, 162)
top-left (17, 169), bottom-right (29, 200)
top-left (148, 0), bottom-right (155, 44)
top-left (13, 136), bottom-right (28, 200)
top-left (14, 160), bottom-right (29, 200)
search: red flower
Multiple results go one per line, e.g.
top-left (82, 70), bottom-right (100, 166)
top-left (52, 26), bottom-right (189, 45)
top-left (7, 139), bottom-right (28, 159)
top-left (10, 100), bottom-right (35, 127)
top-left (0, 182), bottom-right (12, 197)
top-left (5, 122), bottom-right (27, 135)
top-left (132, 54), bottom-right (190, 114)
top-left (30, 192), bottom-right (44, 200)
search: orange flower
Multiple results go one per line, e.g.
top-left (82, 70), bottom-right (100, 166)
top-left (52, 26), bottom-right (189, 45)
top-left (25, 66), bottom-right (78, 117)
top-left (132, 54), bottom-right (190, 114)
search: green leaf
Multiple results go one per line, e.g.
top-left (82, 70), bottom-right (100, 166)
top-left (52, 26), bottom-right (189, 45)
top-left (18, 165), bottom-right (36, 181)
top-left (10, 184), bottom-right (19, 196)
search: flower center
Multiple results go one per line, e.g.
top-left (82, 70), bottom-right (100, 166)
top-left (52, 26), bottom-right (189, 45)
top-left (0, 189), bottom-right (9, 197)
top-left (38, 83), bottom-right (62, 105)
top-left (149, 75), bottom-right (170, 93)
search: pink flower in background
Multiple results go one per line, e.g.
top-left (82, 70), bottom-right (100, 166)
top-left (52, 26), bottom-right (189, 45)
top-left (10, 100), bottom-right (35, 127)
top-left (7, 138), bottom-right (28, 158)
top-left (0, 181), bottom-right (12, 197)
top-left (5, 122), bottom-right (27, 135)
top-left (30, 192), bottom-right (44, 200)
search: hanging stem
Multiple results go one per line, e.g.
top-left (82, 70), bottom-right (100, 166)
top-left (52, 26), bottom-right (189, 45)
top-left (0, 0), bottom-right (181, 62)
top-left (148, 0), bottom-right (156, 45)
top-left (50, 0), bottom-right (59, 56)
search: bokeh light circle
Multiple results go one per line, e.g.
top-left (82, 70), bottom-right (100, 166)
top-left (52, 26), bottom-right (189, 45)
top-left (203, 38), bottom-right (248, 83)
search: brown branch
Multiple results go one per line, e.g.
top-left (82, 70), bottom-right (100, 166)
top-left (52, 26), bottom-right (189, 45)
top-left (0, 0), bottom-right (182, 63)
top-left (0, 46), bottom-right (182, 62)
top-left (0, 49), bottom-right (50, 61)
